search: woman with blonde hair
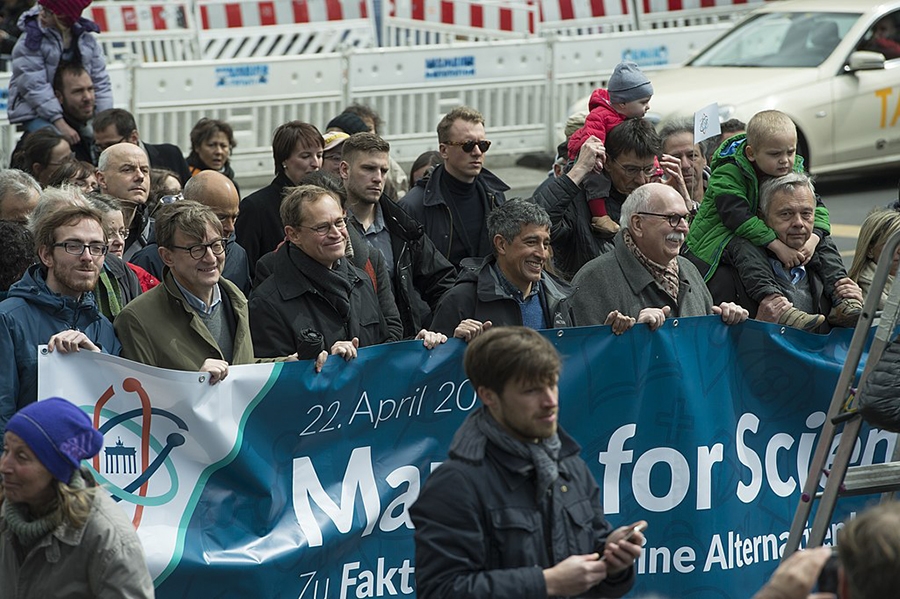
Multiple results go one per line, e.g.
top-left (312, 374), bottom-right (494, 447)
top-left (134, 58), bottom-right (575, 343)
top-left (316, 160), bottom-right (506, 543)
top-left (0, 397), bottom-right (154, 597)
top-left (848, 208), bottom-right (900, 311)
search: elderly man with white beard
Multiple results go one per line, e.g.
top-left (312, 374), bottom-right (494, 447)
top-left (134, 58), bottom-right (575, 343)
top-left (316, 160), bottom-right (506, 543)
top-left (569, 183), bottom-right (748, 334)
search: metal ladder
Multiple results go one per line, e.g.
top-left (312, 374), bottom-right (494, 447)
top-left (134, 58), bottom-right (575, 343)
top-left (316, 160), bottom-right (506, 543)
top-left (784, 228), bottom-right (900, 558)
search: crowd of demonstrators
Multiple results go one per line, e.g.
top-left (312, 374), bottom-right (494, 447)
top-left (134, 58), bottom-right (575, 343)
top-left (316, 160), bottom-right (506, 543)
top-left (400, 106), bottom-right (510, 268)
top-left (0, 82), bottom-right (896, 591)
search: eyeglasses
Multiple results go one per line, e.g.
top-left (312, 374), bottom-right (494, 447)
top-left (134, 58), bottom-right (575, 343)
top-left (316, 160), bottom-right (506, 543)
top-left (93, 136), bottom-right (128, 154)
top-left (53, 242), bottom-right (108, 256)
top-left (106, 228), bottom-right (128, 240)
top-left (298, 216), bottom-right (349, 236)
top-left (47, 153), bottom-right (76, 168)
top-left (636, 212), bottom-right (689, 228)
top-left (323, 153), bottom-right (343, 163)
top-left (443, 139), bottom-right (492, 153)
top-left (171, 238), bottom-right (227, 260)
top-left (150, 193), bottom-right (183, 218)
top-left (613, 158), bottom-right (656, 178)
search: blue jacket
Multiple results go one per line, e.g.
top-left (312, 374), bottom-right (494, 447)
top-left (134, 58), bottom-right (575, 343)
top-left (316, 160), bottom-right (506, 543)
top-left (0, 265), bottom-right (120, 435)
top-left (7, 7), bottom-right (112, 124)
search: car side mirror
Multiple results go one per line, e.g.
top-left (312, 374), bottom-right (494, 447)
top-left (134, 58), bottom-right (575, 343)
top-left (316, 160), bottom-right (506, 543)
top-left (846, 50), bottom-right (887, 72)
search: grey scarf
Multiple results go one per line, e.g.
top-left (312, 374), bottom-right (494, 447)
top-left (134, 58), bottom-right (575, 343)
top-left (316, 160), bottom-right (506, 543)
top-left (2, 470), bottom-right (85, 547)
top-left (473, 408), bottom-right (563, 502)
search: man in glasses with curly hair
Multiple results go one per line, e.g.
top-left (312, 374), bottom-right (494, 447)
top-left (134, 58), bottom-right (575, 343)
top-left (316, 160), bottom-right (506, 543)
top-left (400, 106), bottom-right (509, 268)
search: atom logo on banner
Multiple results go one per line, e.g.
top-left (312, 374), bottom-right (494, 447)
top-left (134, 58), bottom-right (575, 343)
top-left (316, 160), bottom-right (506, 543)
top-left (88, 377), bottom-right (189, 529)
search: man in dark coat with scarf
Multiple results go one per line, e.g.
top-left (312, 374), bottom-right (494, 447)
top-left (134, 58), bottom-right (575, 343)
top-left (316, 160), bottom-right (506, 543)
top-left (410, 326), bottom-right (644, 599)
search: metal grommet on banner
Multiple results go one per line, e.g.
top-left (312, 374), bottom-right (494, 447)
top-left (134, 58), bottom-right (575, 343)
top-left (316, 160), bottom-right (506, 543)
top-left (780, 327), bottom-right (787, 334)
top-left (556, 329), bottom-right (564, 337)
top-left (198, 375), bottom-right (206, 383)
top-left (40, 347), bottom-right (48, 355)
top-left (672, 319), bottom-right (679, 327)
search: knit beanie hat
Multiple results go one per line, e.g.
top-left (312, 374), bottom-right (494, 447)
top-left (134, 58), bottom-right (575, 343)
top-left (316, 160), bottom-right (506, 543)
top-left (6, 397), bottom-right (104, 485)
top-left (607, 62), bottom-right (654, 104)
top-left (39, 0), bottom-right (92, 23)
top-left (326, 112), bottom-right (369, 135)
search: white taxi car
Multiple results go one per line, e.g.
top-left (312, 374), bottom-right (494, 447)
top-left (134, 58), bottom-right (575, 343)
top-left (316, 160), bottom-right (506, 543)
top-left (615, 0), bottom-right (900, 175)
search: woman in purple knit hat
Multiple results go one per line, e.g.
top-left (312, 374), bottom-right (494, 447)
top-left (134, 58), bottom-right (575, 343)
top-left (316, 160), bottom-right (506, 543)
top-left (0, 397), bottom-right (154, 597)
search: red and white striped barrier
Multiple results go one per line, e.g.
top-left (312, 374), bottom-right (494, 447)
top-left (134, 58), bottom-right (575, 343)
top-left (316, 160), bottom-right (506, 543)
top-left (90, 3), bottom-right (192, 32)
top-left (641, 0), bottom-right (764, 12)
top-left (390, 0), bottom-right (536, 35)
top-left (538, 0), bottom-right (629, 23)
top-left (198, 0), bottom-right (368, 30)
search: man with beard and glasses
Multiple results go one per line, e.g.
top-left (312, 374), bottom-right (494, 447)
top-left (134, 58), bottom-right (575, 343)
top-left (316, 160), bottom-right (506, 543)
top-left (0, 198), bottom-right (120, 436)
top-left (410, 326), bottom-right (644, 599)
top-left (569, 183), bottom-right (748, 334)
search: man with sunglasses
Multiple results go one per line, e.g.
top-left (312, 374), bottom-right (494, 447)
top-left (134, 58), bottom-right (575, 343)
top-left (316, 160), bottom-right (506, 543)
top-left (115, 201), bottom-right (294, 384)
top-left (400, 106), bottom-right (509, 268)
top-left (569, 183), bottom-right (747, 333)
top-left (0, 200), bottom-right (120, 436)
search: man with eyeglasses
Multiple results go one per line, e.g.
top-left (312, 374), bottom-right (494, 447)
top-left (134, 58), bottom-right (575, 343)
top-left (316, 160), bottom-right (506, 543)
top-left (0, 201), bottom-right (120, 436)
top-left (92, 108), bottom-right (192, 185)
top-left (249, 184), bottom-right (412, 365)
top-left (130, 170), bottom-right (252, 295)
top-left (569, 183), bottom-right (747, 333)
top-left (115, 201), bottom-right (295, 383)
top-left (535, 118), bottom-right (685, 280)
top-left (400, 106), bottom-right (509, 268)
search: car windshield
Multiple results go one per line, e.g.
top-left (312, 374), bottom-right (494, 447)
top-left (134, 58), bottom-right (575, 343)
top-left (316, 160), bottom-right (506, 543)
top-left (690, 11), bottom-right (862, 68)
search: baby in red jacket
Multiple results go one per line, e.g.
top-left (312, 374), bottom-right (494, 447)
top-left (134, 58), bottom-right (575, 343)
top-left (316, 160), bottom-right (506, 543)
top-left (567, 62), bottom-right (653, 234)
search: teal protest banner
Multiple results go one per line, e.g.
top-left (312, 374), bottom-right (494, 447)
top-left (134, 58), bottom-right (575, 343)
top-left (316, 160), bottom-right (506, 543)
top-left (38, 317), bottom-right (884, 598)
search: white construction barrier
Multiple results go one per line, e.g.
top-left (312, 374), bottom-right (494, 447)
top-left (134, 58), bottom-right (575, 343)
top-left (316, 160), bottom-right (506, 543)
top-left (347, 38), bottom-right (549, 162)
top-left (131, 54), bottom-right (344, 176)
